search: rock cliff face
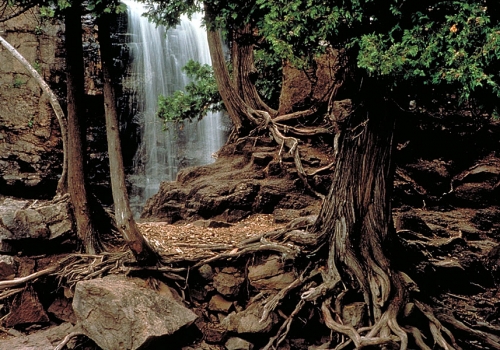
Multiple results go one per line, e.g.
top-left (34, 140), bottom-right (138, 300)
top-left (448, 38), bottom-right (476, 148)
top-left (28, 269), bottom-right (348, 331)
top-left (0, 10), bottom-right (66, 198)
top-left (0, 8), bottom-right (130, 202)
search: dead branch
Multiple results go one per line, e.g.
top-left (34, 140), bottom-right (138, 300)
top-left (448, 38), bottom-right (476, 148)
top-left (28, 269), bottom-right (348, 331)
top-left (192, 239), bottom-right (300, 268)
top-left (308, 161), bottom-right (335, 176)
top-left (0, 287), bottom-right (23, 301)
top-left (0, 265), bottom-right (58, 291)
top-left (275, 123), bottom-right (332, 136)
top-left (273, 108), bottom-right (317, 123)
top-left (414, 300), bottom-right (459, 349)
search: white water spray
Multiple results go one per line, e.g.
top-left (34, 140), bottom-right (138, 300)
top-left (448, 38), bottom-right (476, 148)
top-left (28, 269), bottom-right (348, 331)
top-left (123, 1), bottom-right (227, 216)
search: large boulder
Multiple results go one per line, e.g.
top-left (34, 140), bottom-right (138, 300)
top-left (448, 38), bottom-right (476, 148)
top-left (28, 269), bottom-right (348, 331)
top-left (0, 197), bottom-right (73, 254)
top-left (72, 275), bottom-right (198, 350)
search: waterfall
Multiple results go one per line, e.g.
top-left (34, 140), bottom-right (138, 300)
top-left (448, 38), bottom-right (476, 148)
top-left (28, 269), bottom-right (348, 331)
top-left (123, 1), bottom-right (228, 217)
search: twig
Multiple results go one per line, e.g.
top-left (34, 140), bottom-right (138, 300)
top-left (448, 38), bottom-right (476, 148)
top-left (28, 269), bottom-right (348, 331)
top-left (53, 331), bottom-right (84, 350)
top-left (0, 287), bottom-right (24, 300)
top-left (0, 265), bottom-right (58, 290)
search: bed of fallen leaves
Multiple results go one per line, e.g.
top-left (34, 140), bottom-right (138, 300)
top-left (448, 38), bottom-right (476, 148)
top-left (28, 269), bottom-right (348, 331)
top-left (137, 214), bottom-right (285, 260)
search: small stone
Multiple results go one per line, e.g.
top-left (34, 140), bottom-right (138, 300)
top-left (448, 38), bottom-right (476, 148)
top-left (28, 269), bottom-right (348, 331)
top-left (223, 302), bottom-right (277, 334)
top-left (213, 268), bottom-right (244, 297)
top-left (208, 294), bottom-right (233, 313)
top-left (48, 296), bottom-right (77, 324)
top-left (4, 285), bottom-right (50, 328)
top-left (198, 264), bottom-right (214, 280)
top-left (0, 255), bottom-right (17, 279)
top-left (202, 323), bottom-right (227, 343)
top-left (225, 337), bottom-right (254, 350)
top-left (248, 256), bottom-right (296, 291)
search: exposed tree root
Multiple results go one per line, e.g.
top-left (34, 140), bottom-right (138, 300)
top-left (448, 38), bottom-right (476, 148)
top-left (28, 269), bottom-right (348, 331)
top-left (52, 252), bottom-right (132, 289)
top-left (0, 265), bottom-right (58, 291)
top-left (54, 330), bottom-right (84, 350)
top-left (438, 312), bottom-right (500, 349)
top-left (262, 299), bottom-right (306, 350)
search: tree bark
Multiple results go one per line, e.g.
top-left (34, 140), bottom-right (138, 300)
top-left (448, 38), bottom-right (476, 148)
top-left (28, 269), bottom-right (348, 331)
top-left (205, 8), bottom-right (254, 134)
top-left (313, 86), bottom-right (407, 335)
top-left (98, 14), bottom-right (158, 265)
top-left (0, 35), bottom-right (68, 195)
top-left (232, 23), bottom-right (276, 116)
top-left (64, 2), bottom-right (100, 254)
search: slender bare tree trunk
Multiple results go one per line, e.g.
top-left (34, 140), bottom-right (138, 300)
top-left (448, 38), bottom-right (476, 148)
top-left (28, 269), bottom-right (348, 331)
top-left (64, 2), bottom-right (100, 254)
top-left (98, 14), bottom-right (158, 265)
top-left (0, 35), bottom-right (68, 195)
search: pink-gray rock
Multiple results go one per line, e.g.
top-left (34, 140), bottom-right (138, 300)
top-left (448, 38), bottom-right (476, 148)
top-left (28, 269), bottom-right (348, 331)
top-left (225, 337), bottom-right (254, 350)
top-left (222, 302), bottom-right (277, 334)
top-left (72, 275), bottom-right (198, 350)
top-left (208, 294), bottom-right (233, 313)
top-left (213, 267), bottom-right (245, 297)
top-left (248, 256), bottom-right (296, 291)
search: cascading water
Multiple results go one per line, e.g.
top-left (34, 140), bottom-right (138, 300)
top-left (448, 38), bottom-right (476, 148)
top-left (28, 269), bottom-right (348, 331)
top-left (123, 1), bottom-right (228, 216)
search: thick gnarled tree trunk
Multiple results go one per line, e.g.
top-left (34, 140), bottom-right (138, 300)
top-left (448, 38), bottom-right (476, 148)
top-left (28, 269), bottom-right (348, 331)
top-left (311, 88), bottom-right (409, 346)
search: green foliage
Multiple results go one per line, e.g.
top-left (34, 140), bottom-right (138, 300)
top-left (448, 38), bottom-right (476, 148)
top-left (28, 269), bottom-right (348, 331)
top-left (355, 2), bottom-right (500, 101)
top-left (12, 75), bottom-right (26, 88)
top-left (33, 60), bottom-right (41, 73)
top-left (157, 60), bottom-right (222, 127)
top-left (254, 48), bottom-right (282, 108)
top-left (142, 0), bottom-right (500, 111)
top-left (39, 6), bottom-right (55, 18)
top-left (138, 0), bottom-right (201, 28)
top-left (27, 115), bottom-right (34, 128)
top-left (255, 0), bottom-right (500, 104)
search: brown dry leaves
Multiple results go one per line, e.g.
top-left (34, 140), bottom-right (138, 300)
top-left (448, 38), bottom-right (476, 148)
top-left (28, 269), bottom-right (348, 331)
top-left (137, 215), bottom-right (283, 259)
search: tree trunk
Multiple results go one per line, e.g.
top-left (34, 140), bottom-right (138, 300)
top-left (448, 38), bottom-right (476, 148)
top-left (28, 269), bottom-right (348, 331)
top-left (231, 24), bottom-right (276, 116)
top-left (0, 35), bottom-right (68, 195)
top-left (313, 87), bottom-right (407, 338)
top-left (98, 14), bottom-right (158, 265)
top-left (64, 3), bottom-right (100, 254)
top-left (205, 8), bottom-right (253, 134)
